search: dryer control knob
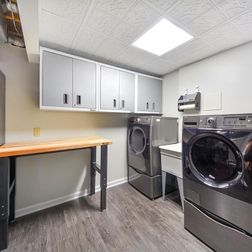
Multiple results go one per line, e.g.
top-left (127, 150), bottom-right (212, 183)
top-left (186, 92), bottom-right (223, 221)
top-left (207, 117), bottom-right (216, 127)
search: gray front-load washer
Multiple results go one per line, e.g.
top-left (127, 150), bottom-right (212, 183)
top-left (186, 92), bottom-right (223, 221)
top-left (128, 116), bottom-right (178, 199)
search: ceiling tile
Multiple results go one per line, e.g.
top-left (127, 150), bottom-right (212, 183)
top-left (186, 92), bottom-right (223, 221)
top-left (94, 38), bottom-right (127, 61)
top-left (84, 8), bottom-right (122, 37)
top-left (144, 0), bottom-right (178, 12)
top-left (201, 22), bottom-right (244, 51)
top-left (161, 39), bottom-right (202, 60)
top-left (110, 21), bottom-right (148, 47)
top-left (232, 10), bottom-right (252, 41)
top-left (143, 58), bottom-right (178, 75)
top-left (124, 1), bottom-right (160, 28)
top-left (187, 8), bottom-right (226, 35)
top-left (39, 10), bottom-right (79, 48)
top-left (40, 0), bottom-right (91, 23)
top-left (72, 27), bottom-right (107, 54)
top-left (95, 0), bottom-right (136, 19)
top-left (162, 38), bottom-right (217, 65)
top-left (166, 0), bottom-right (212, 25)
top-left (209, 0), bottom-right (225, 4)
top-left (215, 0), bottom-right (252, 19)
top-left (116, 46), bottom-right (157, 66)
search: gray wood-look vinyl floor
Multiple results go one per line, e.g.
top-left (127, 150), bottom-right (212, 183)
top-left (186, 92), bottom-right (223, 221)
top-left (8, 184), bottom-right (212, 252)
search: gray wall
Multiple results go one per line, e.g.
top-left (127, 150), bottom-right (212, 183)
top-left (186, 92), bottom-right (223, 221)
top-left (163, 42), bottom-right (252, 140)
top-left (0, 43), bottom-right (128, 214)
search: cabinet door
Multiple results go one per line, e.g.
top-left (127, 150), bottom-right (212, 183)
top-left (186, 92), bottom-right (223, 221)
top-left (42, 51), bottom-right (72, 107)
top-left (137, 75), bottom-right (154, 112)
top-left (73, 59), bottom-right (96, 109)
top-left (119, 71), bottom-right (135, 111)
top-left (150, 78), bottom-right (162, 112)
top-left (137, 75), bottom-right (162, 112)
top-left (100, 66), bottom-right (120, 110)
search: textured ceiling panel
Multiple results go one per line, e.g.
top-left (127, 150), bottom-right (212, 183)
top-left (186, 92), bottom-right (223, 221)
top-left (40, 0), bottom-right (91, 23)
top-left (201, 22), bottom-right (244, 51)
top-left (71, 27), bottom-right (107, 55)
top-left (96, 0), bottom-right (137, 18)
top-left (109, 21), bottom-right (144, 47)
top-left (83, 9), bottom-right (122, 37)
top-left (40, 10), bottom-right (80, 49)
top-left (166, 0), bottom-right (212, 26)
top-left (123, 1), bottom-right (160, 29)
top-left (143, 0), bottom-right (178, 13)
top-left (216, 0), bottom-right (252, 19)
top-left (187, 8), bottom-right (226, 36)
top-left (232, 10), bottom-right (252, 41)
top-left (39, 0), bottom-right (252, 76)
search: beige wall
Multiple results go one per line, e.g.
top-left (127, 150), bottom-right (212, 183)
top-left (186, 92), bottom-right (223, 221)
top-left (163, 42), bottom-right (252, 141)
top-left (0, 43), bottom-right (128, 213)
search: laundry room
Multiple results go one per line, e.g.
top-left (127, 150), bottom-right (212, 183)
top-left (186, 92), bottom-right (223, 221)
top-left (0, 1), bottom-right (252, 252)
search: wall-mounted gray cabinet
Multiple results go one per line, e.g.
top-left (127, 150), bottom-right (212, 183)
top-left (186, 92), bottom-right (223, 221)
top-left (119, 71), bottom-right (135, 111)
top-left (73, 59), bottom-right (96, 109)
top-left (100, 66), bottom-right (135, 112)
top-left (100, 66), bottom-right (120, 110)
top-left (40, 47), bottom-right (162, 114)
top-left (42, 51), bottom-right (73, 108)
top-left (41, 49), bottom-right (97, 110)
top-left (137, 75), bottom-right (162, 113)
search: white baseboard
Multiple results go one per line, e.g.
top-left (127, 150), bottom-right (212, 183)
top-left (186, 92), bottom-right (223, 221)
top-left (16, 177), bottom-right (128, 218)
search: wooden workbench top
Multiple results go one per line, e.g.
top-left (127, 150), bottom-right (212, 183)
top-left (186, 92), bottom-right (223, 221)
top-left (0, 136), bottom-right (112, 157)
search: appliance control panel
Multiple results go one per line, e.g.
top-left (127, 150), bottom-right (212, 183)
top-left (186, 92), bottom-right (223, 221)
top-left (223, 116), bottom-right (247, 126)
top-left (129, 117), bottom-right (152, 125)
top-left (183, 114), bottom-right (252, 128)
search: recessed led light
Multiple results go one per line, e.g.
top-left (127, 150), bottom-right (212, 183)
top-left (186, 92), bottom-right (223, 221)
top-left (132, 18), bottom-right (193, 56)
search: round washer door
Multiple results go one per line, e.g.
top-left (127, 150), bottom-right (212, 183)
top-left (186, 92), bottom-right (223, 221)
top-left (189, 133), bottom-right (244, 188)
top-left (128, 126), bottom-right (147, 155)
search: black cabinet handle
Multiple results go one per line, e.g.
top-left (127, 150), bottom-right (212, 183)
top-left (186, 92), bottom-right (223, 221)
top-left (152, 102), bottom-right (155, 110)
top-left (113, 99), bottom-right (117, 108)
top-left (121, 100), bottom-right (125, 109)
top-left (63, 94), bottom-right (68, 104)
top-left (77, 95), bottom-right (81, 105)
top-left (146, 102), bottom-right (149, 110)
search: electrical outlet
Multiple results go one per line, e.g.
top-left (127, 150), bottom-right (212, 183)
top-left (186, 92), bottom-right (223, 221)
top-left (33, 127), bottom-right (41, 137)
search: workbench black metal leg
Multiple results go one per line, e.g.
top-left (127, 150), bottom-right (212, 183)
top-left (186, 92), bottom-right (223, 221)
top-left (100, 145), bottom-right (108, 211)
top-left (0, 158), bottom-right (9, 251)
top-left (90, 147), bottom-right (96, 195)
top-left (9, 157), bottom-right (16, 223)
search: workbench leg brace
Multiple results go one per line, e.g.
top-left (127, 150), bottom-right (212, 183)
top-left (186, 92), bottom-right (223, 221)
top-left (0, 157), bottom-right (16, 251)
top-left (90, 145), bottom-right (108, 211)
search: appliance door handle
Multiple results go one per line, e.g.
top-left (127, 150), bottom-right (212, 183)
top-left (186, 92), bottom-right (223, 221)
top-left (146, 137), bottom-right (149, 146)
top-left (63, 93), bottom-right (68, 104)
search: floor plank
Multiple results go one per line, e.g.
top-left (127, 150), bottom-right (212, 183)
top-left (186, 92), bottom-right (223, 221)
top-left (8, 184), bottom-right (212, 252)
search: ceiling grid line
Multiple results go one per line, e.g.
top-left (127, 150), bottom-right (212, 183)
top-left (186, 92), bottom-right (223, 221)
top-left (69, 0), bottom-right (99, 50)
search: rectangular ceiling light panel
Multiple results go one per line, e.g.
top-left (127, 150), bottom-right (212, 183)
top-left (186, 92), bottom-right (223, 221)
top-left (132, 18), bottom-right (193, 56)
